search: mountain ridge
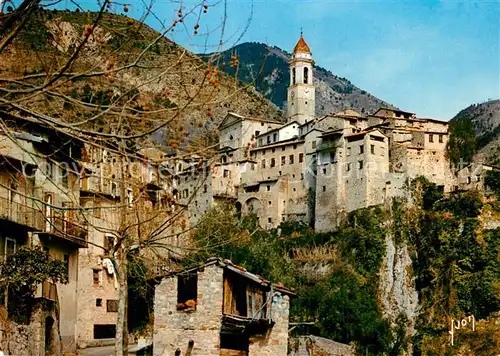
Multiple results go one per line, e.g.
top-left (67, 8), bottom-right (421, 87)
top-left (202, 41), bottom-right (396, 116)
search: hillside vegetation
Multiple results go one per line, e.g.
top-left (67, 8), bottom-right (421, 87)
top-left (448, 99), bottom-right (500, 165)
top-left (1, 10), bottom-right (282, 152)
top-left (189, 178), bottom-right (500, 354)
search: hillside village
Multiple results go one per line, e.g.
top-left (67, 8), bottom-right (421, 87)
top-left (0, 8), bottom-right (499, 356)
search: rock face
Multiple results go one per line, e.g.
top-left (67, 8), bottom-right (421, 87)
top-left (379, 233), bottom-right (419, 355)
top-left (202, 42), bottom-right (394, 116)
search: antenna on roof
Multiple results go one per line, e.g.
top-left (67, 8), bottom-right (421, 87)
top-left (300, 27), bottom-right (303, 36)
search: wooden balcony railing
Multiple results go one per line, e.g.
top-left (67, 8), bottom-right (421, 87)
top-left (44, 213), bottom-right (88, 247)
top-left (0, 196), bottom-right (44, 230)
top-left (0, 195), bottom-right (88, 247)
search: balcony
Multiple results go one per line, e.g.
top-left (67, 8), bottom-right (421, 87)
top-left (41, 213), bottom-right (88, 248)
top-left (0, 196), bottom-right (44, 231)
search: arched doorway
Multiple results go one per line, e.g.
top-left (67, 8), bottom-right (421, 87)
top-left (244, 198), bottom-right (261, 216)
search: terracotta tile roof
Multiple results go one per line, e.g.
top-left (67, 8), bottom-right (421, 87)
top-left (293, 35), bottom-right (311, 54)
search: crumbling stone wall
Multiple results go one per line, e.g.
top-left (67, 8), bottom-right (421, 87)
top-left (153, 265), bottom-right (224, 356)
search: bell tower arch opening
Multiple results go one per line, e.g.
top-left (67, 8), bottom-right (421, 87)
top-left (287, 32), bottom-right (315, 125)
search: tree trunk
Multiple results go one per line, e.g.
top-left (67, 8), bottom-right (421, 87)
top-left (115, 245), bottom-right (128, 356)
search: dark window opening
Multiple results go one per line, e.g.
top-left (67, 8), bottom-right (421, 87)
top-left (107, 299), bottom-right (119, 312)
top-left (45, 316), bottom-right (54, 352)
top-left (292, 68), bottom-right (296, 85)
top-left (93, 324), bottom-right (116, 339)
top-left (371, 144), bottom-right (375, 154)
top-left (92, 269), bottom-right (100, 285)
top-left (304, 67), bottom-right (309, 84)
top-left (270, 158), bottom-right (276, 168)
top-left (439, 134), bottom-right (443, 143)
top-left (96, 298), bottom-right (102, 307)
top-left (299, 153), bottom-right (304, 163)
top-left (177, 273), bottom-right (198, 310)
top-left (220, 332), bottom-right (249, 352)
top-left (429, 134), bottom-right (434, 143)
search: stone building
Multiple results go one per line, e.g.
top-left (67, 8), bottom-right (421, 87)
top-left (153, 258), bottom-right (294, 356)
top-left (75, 144), bottom-right (186, 348)
top-left (0, 116), bottom-right (87, 355)
top-left (177, 34), bottom-right (455, 232)
top-left (0, 115), bottom-right (188, 354)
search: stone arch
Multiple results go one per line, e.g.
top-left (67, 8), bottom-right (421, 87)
top-left (243, 197), bottom-right (261, 216)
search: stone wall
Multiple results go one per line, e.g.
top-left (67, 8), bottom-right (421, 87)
top-left (153, 265), bottom-right (224, 356)
top-left (248, 292), bottom-right (290, 356)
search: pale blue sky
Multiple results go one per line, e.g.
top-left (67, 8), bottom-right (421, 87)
top-left (86, 0), bottom-right (500, 119)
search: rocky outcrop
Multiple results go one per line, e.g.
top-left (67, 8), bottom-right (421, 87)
top-left (379, 234), bottom-right (419, 355)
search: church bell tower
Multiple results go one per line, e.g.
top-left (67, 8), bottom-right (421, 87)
top-left (287, 33), bottom-right (315, 125)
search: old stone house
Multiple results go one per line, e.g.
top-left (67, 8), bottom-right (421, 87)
top-left (153, 258), bottom-right (294, 356)
top-left (0, 115), bottom-right (188, 354)
top-left (176, 34), bottom-right (456, 232)
top-left (0, 116), bottom-right (87, 355)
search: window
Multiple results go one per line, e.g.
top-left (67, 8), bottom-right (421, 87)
top-left (105, 234), bottom-right (114, 252)
top-left (312, 141), bottom-right (316, 149)
top-left (299, 153), bottom-right (304, 163)
top-left (126, 188), bottom-right (133, 207)
top-left (359, 161), bottom-right (364, 169)
top-left (111, 182), bottom-right (117, 197)
top-left (360, 145), bottom-right (364, 154)
top-left (96, 298), bottom-right (102, 307)
top-left (371, 145), bottom-right (375, 154)
top-left (289, 155), bottom-right (294, 164)
top-left (61, 164), bottom-right (69, 188)
top-left (251, 163), bottom-right (255, 171)
top-left (304, 67), bottom-right (309, 84)
top-left (223, 170), bottom-right (230, 178)
top-left (221, 155), bottom-right (227, 164)
top-left (330, 151), bottom-right (335, 163)
top-left (268, 201), bottom-right (272, 205)
top-left (268, 217), bottom-right (272, 223)
top-left (43, 192), bottom-right (54, 233)
top-left (292, 67), bottom-right (296, 85)
top-left (273, 133), bottom-right (278, 142)
top-left (261, 159), bottom-right (266, 169)
top-left (266, 185), bottom-right (270, 191)
top-left (439, 134), bottom-right (443, 143)
top-left (258, 138), bottom-right (263, 146)
top-left (255, 130), bottom-right (260, 137)
top-left (429, 134), bottom-right (434, 143)
top-left (323, 186), bottom-right (326, 192)
top-left (177, 273), bottom-right (198, 310)
top-left (93, 325), bottom-right (116, 340)
top-left (5, 238), bottom-right (16, 262)
top-left (347, 147), bottom-right (351, 156)
top-left (346, 163), bottom-right (351, 172)
top-left (293, 144), bottom-right (297, 149)
top-left (301, 173), bottom-right (304, 180)
top-left (63, 254), bottom-right (70, 278)
top-left (323, 168), bottom-right (326, 175)
top-left (107, 299), bottom-right (119, 312)
top-left (204, 184), bottom-right (208, 193)
top-left (281, 156), bottom-right (286, 166)
top-left (46, 160), bottom-right (53, 180)
top-left (267, 136), bottom-right (271, 144)
top-left (92, 269), bottom-right (101, 286)
top-left (282, 147), bottom-right (286, 152)
top-left (270, 158), bottom-right (276, 168)
top-left (272, 148), bottom-right (275, 153)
